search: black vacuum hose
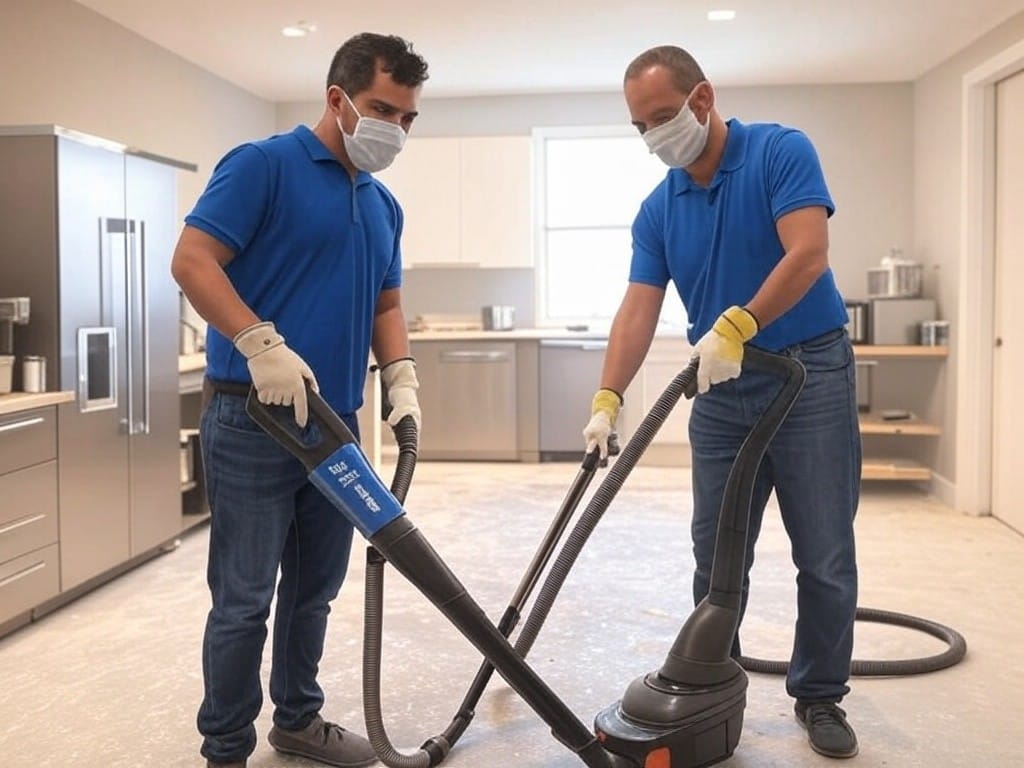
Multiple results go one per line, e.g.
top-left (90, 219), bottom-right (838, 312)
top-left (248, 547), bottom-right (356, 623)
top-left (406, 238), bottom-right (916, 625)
top-left (739, 606), bottom-right (967, 677)
top-left (363, 417), bottom-right (440, 768)
top-left (514, 355), bottom-right (968, 677)
top-left (514, 358), bottom-right (699, 658)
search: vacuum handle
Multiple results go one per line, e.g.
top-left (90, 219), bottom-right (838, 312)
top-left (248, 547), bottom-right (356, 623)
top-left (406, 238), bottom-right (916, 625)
top-left (682, 344), bottom-right (803, 400)
top-left (245, 383), bottom-right (357, 472)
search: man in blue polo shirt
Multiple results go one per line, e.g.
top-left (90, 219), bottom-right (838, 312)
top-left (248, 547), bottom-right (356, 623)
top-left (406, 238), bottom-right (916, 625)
top-left (583, 46), bottom-right (860, 759)
top-left (171, 33), bottom-right (428, 768)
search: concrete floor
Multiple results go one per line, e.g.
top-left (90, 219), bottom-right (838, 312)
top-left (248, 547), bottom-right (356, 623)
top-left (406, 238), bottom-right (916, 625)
top-left (1, 461), bottom-right (1022, 768)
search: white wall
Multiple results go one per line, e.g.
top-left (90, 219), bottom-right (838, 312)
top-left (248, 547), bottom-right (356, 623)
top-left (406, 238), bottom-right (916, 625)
top-left (914, 9), bottom-right (1024, 491)
top-left (0, 0), bottom-right (277, 220)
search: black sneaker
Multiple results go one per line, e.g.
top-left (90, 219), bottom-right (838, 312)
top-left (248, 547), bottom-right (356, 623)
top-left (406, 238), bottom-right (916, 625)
top-left (268, 714), bottom-right (377, 767)
top-left (794, 701), bottom-right (859, 758)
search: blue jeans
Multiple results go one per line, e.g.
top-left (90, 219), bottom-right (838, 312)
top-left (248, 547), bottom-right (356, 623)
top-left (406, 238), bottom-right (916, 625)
top-left (688, 329), bottom-right (860, 703)
top-left (197, 392), bottom-right (359, 763)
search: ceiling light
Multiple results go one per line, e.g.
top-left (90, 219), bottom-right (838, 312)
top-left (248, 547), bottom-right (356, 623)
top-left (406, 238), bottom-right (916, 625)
top-left (707, 9), bottom-right (736, 21)
top-left (282, 21), bottom-right (317, 38)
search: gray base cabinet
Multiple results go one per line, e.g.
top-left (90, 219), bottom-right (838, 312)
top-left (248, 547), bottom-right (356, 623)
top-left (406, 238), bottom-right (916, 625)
top-left (412, 341), bottom-right (518, 460)
top-left (0, 407), bottom-right (60, 625)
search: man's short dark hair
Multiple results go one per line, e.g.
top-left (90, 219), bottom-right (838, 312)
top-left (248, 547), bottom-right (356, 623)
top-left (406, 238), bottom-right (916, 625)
top-left (624, 46), bottom-right (706, 94)
top-left (327, 33), bottom-right (429, 95)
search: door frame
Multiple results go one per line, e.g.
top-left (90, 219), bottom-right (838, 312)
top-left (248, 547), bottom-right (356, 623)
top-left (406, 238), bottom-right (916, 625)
top-left (957, 39), bottom-right (1024, 515)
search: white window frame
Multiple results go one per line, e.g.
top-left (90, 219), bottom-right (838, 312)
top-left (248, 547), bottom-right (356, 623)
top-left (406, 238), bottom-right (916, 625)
top-left (531, 124), bottom-right (686, 331)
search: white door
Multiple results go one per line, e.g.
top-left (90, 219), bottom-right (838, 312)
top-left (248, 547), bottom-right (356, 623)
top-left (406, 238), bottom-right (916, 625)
top-left (992, 70), bottom-right (1024, 533)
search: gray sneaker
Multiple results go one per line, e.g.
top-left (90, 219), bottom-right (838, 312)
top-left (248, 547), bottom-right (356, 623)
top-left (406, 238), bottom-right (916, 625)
top-left (268, 714), bottom-right (377, 767)
top-left (795, 701), bottom-right (859, 758)
top-left (206, 761), bottom-right (246, 767)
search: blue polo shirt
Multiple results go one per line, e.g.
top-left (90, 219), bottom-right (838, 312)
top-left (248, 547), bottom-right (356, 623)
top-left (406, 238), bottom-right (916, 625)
top-left (630, 118), bottom-right (847, 351)
top-left (185, 125), bottom-right (403, 415)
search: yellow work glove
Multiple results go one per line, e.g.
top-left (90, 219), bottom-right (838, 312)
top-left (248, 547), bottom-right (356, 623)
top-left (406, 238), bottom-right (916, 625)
top-left (692, 306), bottom-right (759, 394)
top-left (234, 321), bottom-right (319, 427)
top-left (582, 388), bottom-right (622, 459)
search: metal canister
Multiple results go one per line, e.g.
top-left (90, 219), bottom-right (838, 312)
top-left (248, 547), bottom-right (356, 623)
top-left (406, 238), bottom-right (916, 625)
top-left (919, 321), bottom-right (950, 347)
top-left (22, 355), bottom-right (46, 393)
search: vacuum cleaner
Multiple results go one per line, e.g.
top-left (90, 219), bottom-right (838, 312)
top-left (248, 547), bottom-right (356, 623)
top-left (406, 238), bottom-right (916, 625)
top-left (246, 346), bottom-right (966, 768)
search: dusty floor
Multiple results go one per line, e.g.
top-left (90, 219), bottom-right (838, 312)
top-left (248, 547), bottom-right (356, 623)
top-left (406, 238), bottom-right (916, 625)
top-left (1, 461), bottom-right (1021, 768)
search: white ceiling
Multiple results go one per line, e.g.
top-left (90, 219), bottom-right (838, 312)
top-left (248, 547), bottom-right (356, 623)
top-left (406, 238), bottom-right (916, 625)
top-left (72, 0), bottom-right (1024, 101)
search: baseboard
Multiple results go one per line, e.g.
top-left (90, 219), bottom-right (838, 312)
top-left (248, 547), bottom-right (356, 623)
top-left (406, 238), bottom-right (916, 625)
top-left (926, 469), bottom-right (962, 512)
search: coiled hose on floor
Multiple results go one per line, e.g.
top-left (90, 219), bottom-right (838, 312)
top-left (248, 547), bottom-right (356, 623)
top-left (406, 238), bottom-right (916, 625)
top-left (739, 606), bottom-right (967, 677)
top-left (513, 357), bottom-right (967, 675)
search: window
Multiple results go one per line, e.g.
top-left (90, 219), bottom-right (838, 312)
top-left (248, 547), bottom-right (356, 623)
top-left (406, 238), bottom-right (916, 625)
top-left (534, 126), bottom-right (687, 330)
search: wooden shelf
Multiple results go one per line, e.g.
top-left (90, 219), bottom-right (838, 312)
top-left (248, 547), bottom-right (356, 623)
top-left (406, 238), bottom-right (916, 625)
top-left (862, 458), bottom-right (931, 481)
top-left (853, 345), bottom-right (948, 358)
top-left (859, 413), bottom-right (940, 436)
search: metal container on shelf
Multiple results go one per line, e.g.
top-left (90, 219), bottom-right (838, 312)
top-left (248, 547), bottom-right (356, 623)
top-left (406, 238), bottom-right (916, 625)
top-left (481, 305), bottom-right (516, 331)
top-left (867, 249), bottom-right (923, 299)
top-left (919, 320), bottom-right (950, 346)
top-left (21, 355), bottom-right (46, 393)
top-left (844, 300), bottom-right (869, 343)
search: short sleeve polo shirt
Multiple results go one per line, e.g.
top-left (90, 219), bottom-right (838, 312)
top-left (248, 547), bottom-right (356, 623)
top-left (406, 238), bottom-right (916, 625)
top-left (630, 118), bottom-right (848, 351)
top-left (186, 125), bottom-right (403, 414)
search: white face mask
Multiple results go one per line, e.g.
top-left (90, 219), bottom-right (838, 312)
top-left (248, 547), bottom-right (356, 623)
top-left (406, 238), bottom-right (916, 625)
top-left (642, 86), bottom-right (710, 169)
top-left (336, 90), bottom-right (407, 173)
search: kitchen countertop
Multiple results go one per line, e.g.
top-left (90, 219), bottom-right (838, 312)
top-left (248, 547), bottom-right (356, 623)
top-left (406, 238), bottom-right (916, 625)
top-left (179, 353), bottom-right (206, 373)
top-left (408, 327), bottom-right (688, 341)
top-left (0, 390), bottom-right (75, 416)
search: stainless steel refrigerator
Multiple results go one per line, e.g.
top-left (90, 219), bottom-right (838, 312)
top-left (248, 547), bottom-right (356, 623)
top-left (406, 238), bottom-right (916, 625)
top-left (0, 126), bottom-right (194, 590)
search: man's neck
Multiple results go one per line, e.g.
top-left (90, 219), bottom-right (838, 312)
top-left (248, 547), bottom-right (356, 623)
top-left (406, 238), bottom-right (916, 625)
top-left (685, 113), bottom-right (728, 188)
top-left (313, 113), bottom-right (359, 179)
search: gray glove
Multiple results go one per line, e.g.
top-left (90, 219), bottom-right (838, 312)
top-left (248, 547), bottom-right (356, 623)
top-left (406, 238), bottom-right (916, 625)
top-left (233, 321), bottom-right (319, 427)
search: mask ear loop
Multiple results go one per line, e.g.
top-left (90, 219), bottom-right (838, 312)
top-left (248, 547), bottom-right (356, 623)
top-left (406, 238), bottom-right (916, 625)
top-left (333, 86), bottom-right (362, 137)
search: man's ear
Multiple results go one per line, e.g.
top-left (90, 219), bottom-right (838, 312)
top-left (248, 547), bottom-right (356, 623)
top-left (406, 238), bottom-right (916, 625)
top-left (692, 82), bottom-right (715, 124)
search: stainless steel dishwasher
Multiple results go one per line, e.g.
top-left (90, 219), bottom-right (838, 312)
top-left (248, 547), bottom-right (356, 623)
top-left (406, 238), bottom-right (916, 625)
top-left (414, 340), bottom-right (518, 460)
top-left (538, 338), bottom-right (607, 461)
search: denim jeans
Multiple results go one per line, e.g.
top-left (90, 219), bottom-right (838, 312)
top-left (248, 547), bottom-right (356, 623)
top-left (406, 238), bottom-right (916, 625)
top-left (688, 328), bottom-right (860, 703)
top-left (197, 392), bottom-right (359, 763)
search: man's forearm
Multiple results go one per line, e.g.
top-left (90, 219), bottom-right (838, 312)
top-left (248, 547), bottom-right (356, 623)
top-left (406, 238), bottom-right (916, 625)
top-left (372, 305), bottom-right (411, 365)
top-left (745, 246), bottom-right (828, 329)
top-left (600, 293), bottom-right (661, 397)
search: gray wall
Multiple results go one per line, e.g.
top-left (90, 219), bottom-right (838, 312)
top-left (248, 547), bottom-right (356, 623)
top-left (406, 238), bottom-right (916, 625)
top-left (0, 0), bottom-right (277, 222)
top-left (913, 9), bottom-right (1024, 491)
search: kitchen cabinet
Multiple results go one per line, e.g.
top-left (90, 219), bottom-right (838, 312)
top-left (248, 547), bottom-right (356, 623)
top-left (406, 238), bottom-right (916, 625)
top-left (459, 137), bottom-right (533, 268)
top-left (375, 136), bottom-right (533, 269)
top-left (375, 137), bottom-right (461, 267)
top-left (412, 340), bottom-right (518, 459)
top-left (538, 339), bottom-right (607, 460)
top-left (853, 344), bottom-right (947, 481)
top-left (618, 337), bottom-right (694, 466)
top-left (0, 406), bottom-right (60, 627)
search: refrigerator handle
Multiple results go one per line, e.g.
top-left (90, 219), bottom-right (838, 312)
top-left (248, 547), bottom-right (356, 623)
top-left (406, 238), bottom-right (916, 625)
top-left (130, 219), bottom-right (151, 435)
top-left (124, 220), bottom-right (135, 435)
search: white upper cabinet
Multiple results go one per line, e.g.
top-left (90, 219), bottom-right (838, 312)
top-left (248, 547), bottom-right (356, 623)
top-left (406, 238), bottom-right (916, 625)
top-left (374, 137), bottom-right (460, 268)
top-left (459, 136), bottom-right (533, 268)
top-left (375, 136), bottom-right (533, 269)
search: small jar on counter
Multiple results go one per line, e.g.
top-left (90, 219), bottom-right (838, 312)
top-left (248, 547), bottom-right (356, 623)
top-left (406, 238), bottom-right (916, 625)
top-left (22, 355), bottom-right (46, 393)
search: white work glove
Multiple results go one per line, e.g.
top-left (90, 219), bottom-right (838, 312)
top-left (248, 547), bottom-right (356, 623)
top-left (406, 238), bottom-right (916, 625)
top-left (583, 388), bottom-right (622, 459)
top-left (692, 305), bottom-right (759, 394)
top-left (379, 357), bottom-right (421, 434)
top-left (233, 321), bottom-right (319, 427)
